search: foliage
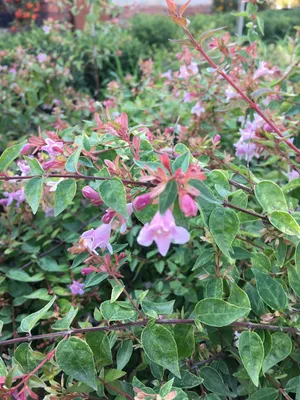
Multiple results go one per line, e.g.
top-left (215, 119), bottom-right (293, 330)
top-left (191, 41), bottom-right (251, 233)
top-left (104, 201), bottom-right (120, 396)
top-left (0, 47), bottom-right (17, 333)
top-left (0, 0), bottom-right (300, 399)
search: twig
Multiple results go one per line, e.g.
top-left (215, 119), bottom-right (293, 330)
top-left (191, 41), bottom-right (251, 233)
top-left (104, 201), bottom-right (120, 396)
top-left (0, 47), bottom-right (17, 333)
top-left (266, 374), bottom-right (293, 400)
top-left (98, 377), bottom-right (134, 400)
top-left (0, 319), bottom-right (298, 347)
top-left (192, 353), bottom-right (225, 369)
top-left (223, 200), bottom-right (267, 221)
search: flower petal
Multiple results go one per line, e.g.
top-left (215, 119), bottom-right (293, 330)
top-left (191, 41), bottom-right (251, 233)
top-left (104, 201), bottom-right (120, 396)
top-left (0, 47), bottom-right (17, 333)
top-left (154, 236), bottom-right (171, 256)
top-left (172, 226), bottom-right (190, 244)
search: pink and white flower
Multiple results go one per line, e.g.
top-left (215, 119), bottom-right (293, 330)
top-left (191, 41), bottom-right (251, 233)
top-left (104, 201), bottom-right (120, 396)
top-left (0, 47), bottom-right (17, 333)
top-left (137, 209), bottom-right (190, 256)
top-left (0, 189), bottom-right (26, 208)
top-left (191, 101), bottom-right (205, 117)
top-left (41, 138), bottom-right (64, 159)
top-left (81, 223), bottom-right (113, 254)
top-left (69, 280), bottom-right (85, 296)
top-left (37, 53), bottom-right (47, 63)
top-left (253, 61), bottom-right (274, 80)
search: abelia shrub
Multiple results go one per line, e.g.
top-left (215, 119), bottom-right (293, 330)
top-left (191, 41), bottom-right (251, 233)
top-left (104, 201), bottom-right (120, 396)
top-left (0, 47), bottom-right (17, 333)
top-left (0, 1), bottom-right (300, 399)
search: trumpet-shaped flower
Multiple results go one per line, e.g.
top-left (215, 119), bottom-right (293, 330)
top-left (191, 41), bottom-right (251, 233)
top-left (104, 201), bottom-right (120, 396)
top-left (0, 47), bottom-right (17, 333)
top-left (69, 280), bottom-right (85, 296)
top-left (137, 209), bottom-right (190, 256)
top-left (81, 223), bottom-right (113, 254)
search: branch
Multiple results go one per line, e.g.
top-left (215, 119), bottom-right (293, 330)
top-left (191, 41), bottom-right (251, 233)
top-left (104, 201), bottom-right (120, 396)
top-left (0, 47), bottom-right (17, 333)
top-left (0, 174), bottom-right (151, 187)
top-left (0, 319), bottom-right (297, 347)
top-left (223, 200), bottom-right (268, 221)
top-left (183, 29), bottom-right (300, 157)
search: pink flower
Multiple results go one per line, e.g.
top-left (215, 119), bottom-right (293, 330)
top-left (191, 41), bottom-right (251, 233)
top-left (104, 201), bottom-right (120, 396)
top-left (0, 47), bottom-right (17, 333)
top-left (41, 138), bottom-right (64, 159)
top-left (234, 141), bottom-right (258, 161)
top-left (133, 193), bottom-right (152, 211)
top-left (17, 161), bottom-right (30, 176)
top-left (253, 61), bottom-right (274, 80)
top-left (69, 280), bottom-right (85, 296)
top-left (37, 53), bottom-right (47, 63)
top-left (82, 186), bottom-right (103, 206)
top-left (288, 170), bottom-right (300, 181)
top-left (183, 92), bottom-right (194, 103)
top-left (161, 69), bottom-right (173, 81)
top-left (189, 62), bottom-right (198, 75)
top-left (225, 86), bottom-right (239, 102)
top-left (137, 209), bottom-right (190, 256)
top-left (42, 26), bottom-right (51, 34)
top-left (81, 267), bottom-right (94, 275)
top-left (119, 203), bottom-right (133, 233)
top-left (213, 135), bottom-right (221, 144)
top-left (81, 223), bottom-right (113, 254)
top-left (191, 101), bottom-right (205, 117)
top-left (1, 189), bottom-right (26, 208)
top-left (21, 143), bottom-right (35, 155)
top-left (178, 65), bottom-right (189, 79)
top-left (179, 194), bottom-right (198, 217)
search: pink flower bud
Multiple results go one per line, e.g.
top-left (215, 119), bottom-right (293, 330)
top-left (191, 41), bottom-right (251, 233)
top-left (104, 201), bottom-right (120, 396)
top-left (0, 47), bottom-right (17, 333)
top-left (133, 193), bottom-right (151, 211)
top-left (263, 123), bottom-right (272, 132)
top-left (213, 134), bottom-right (221, 144)
top-left (21, 143), bottom-right (34, 155)
top-left (118, 252), bottom-right (126, 260)
top-left (82, 186), bottom-right (102, 206)
top-left (81, 267), bottom-right (94, 275)
top-left (179, 194), bottom-right (198, 217)
top-left (102, 210), bottom-right (115, 224)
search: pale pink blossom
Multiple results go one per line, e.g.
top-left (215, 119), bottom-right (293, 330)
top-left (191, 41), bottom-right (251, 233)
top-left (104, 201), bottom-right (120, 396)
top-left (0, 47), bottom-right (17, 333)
top-left (288, 170), bottom-right (300, 181)
top-left (183, 92), bottom-right (194, 103)
top-left (81, 223), bottom-right (113, 254)
top-left (179, 194), bottom-right (198, 217)
top-left (234, 142), bottom-right (258, 161)
top-left (42, 26), bottom-right (51, 34)
top-left (17, 161), bottom-right (30, 176)
top-left (213, 134), bottom-right (221, 144)
top-left (41, 138), bottom-right (64, 159)
top-left (1, 189), bottom-right (26, 208)
top-left (225, 86), bottom-right (239, 102)
top-left (37, 53), bottom-right (47, 63)
top-left (191, 101), bottom-right (205, 117)
top-left (161, 69), bottom-right (173, 81)
top-left (137, 209), bottom-right (190, 256)
top-left (69, 280), bottom-right (85, 296)
top-left (253, 61), bottom-right (274, 80)
top-left (178, 65), bottom-right (189, 79)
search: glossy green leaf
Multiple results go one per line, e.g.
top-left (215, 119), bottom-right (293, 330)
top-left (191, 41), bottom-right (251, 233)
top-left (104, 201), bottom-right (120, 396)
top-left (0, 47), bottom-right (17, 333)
top-left (55, 337), bottom-right (96, 389)
top-left (200, 366), bottom-right (236, 397)
top-left (104, 369), bottom-right (126, 383)
top-left (141, 299), bottom-right (174, 315)
top-left (288, 265), bottom-right (300, 298)
top-left (24, 156), bottom-right (44, 175)
top-left (15, 343), bottom-right (38, 374)
top-left (159, 180), bottom-right (178, 215)
top-left (99, 178), bottom-right (128, 217)
top-left (86, 331), bottom-right (112, 367)
top-left (209, 207), bottom-right (239, 258)
top-left (262, 332), bottom-right (292, 373)
top-left (117, 340), bottom-right (133, 370)
top-left (141, 324), bottom-right (180, 378)
top-left (248, 388), bottom-right (278, 400)
top-left (100, 301), bottom-right (136, 322)
top-left (54, 179), bottom-right (77, 217)
top-left (246, 283), bottom-right (266, 316)
top-left (255, 181), bottom-right (288, 213)
top-left (65, 146), bottom-right (82, 173)
top-left (228, 283), bottom-right (251, 309)
top-left (24, 177), bottom-right (43, 214)
top-left (251, 253), bottom-right (271, 272)
top-left (253, 269), bottom-right (287, 311)
top-left (52, 306), bottom-right (78, 330)
top-left (238, 331), bottom-right (264, 387)
top-left (172, 370), bottom-right (203, 388)
top-left (20, 296), bottom-right (56, 333)
top-left (204, 277), bottom-right (223, 299)
top-left (195, 298), bottom-right (250, 327)
top-left (0, 140), bottom-right (26, 171)
top-left (174, 324), bottom-right (195, 359)
top-left (269, 211), bottom-right (300, 236)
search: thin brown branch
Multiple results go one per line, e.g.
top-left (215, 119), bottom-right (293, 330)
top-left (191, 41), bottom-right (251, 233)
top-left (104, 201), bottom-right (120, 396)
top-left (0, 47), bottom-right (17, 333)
top-left (223, 200), bottom-right (267, 221)
top-left (0, 319), bottom-right (298, 347)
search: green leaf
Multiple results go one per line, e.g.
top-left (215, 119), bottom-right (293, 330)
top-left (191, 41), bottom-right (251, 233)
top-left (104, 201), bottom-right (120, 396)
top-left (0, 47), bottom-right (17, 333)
top-left (285, 376), bottom-right (300, 393)
top-left (159, 180), bottom-right (178, 215)
top-left (238, 331), bottom-right (264, 387)
top-left (172, 370), bottom-right (203, 388)
top-left (246, 283), bottom-right (266, 316)
top-left (141, 300), bottom-right (174, 315)
top-left (100, 301), bottom-right (137, 321)
top-left (99, 178), bottom-right (128, 217)
top-left (6, 269), bottom-right (44, 282)
top-left (253, 269), bottom-right (287, 311)
top-left (0, 140), bottom-right (26, 171)
top-left (195, 298), bottom-right (250, 327)
top-left (262, 332), bottom-right (292, 373)
top-left (109, 279), bottom-right (124, 303)
top-left (55, 337), bottom-right (96, 389)
top-left (86, 331), bottom-right (112, 367)
top-left (20, 296), bottom-right (56, 333)
top-left (228, 283), bottom-right (251, 309)
top-left (204, 277), bottom-right (223, 299)
top-left (141, 324), bottom-right (180, 378)
top-left (172, 152), bottom-right (190, 173)
top-left (65, 146), bottom-right (82, 173)
top-left (24, 177), bottom-right (43, 214)
top-left (269, 211), bottom-right (300, 236)
top-left (209, 207), bottom-right (239, 257)
top-left (0, 357), bottom-right (7, 377)
top-left (52, 306), bottom-right (78, 330)
top-left (248, 388), bottom-right (278, 400)
top-left (288, 265), bottom-right (300, 298)
top-left (251, 253), bottom-right (271, 272)
top-left (256, 16), bottom-right (264, 35)
top-left (104, 369), bottom-right (126, 383)
top-left (117, 340), bottom-right (133, 370)
top-left (255, 181), bottom-right (288, 213)
top-left (14, 343), bottom-right (38, 374)
top-left (190, 180), bottom-right (222, 205)
top-left (24, 156), bottom-right (44, 175)
top-left (296, 242), bottom-right (300, 271)
top-left (200, 366), bottom-right (236, 397)
top-left (54, 179), bottom-right (77, 217)
top-left (38, 256), bottom-right (67, 272)
top-left (174, 324), bottom-right (195, 359)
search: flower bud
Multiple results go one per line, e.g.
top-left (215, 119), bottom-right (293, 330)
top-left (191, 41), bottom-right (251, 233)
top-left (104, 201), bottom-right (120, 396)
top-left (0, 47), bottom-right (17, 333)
top-left (133, 193), bottom-right (151, 211)
top-left (21, 143), bottom-right (34, 155)
top-left (263, 123), bottom-right (272, 132)
top-left (179, 193), bottom-right (198, 217)
top-left (102, 210), bottom-right (115, 224)
top-left (81, 267), bottom-right (94, 275)
top-left (82, 186), bottom-right (102, 206)
top-left (213, 134), bottom-right (221, 144)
